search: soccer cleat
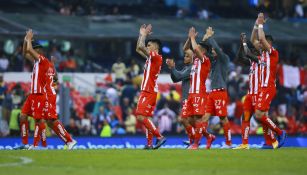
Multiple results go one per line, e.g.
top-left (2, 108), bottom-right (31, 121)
top-left (271, 140), bottom-right (279, 149)
top-left (233, 144), bottom-right (250, 150)
top-left (183, 140), bottom-right (190, 146)
top-left (277, 130), bottom-right (287, 148)
top-left (187, 144), bottom-right (199, 150)
top-left (153, 137), bottom-right (166, 149)
top-left (27, 145), bottom-right (40, 150)
top-left (206, 134), bottom-right (216, 149)
top-left (13, 144), bottom-right (30, 150)
top-left (143, 145), bottom-right (154, 150)
top-left (220, 144), bottom-right (233, 149)
top-left (66, 139), bottom-right (77, 150)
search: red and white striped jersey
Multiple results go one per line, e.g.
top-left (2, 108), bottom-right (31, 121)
top-left (189, 55), bottom-right (211, 94)
top-left (259, 47), bottom-right (279, 88)
top-left (44, 62), bottom-right (57, 97)
top-left (140, 51), bottom-right (162, 93)
top-left (30, 55), bottom-right (50, 94)
top-left (248, 60), bottom-right (260, 95)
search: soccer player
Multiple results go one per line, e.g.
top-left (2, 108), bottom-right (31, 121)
top-left (166, 48), bottom-right (194, 145)
top-left (250, 13), bottom-right (287, 148)
top-left (135, 24), bottom-right (166, 149)
top-left (234, 33), bottom-right (276, 149)
top-left (37, 57), bottom-right (77, 150)
top-left (14, 29), bottom-right (50, 150)
top-left (185, 27), bottom-right (215, 150)
top-left (14, 30), bottom-right (49, 149)
top-left (201, 27), bottom-right (232, 148)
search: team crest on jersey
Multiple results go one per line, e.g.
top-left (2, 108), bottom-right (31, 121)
top-left (47, 67), bottom-right (55, 76)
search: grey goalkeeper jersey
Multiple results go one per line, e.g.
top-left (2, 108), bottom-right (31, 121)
top-left (206, 37), bottom-right (230, 89)
top-left (170, 64), bottom-right (192, 101)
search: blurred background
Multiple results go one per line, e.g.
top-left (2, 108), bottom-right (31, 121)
top-left (0, 0), bottom-right (306, 139)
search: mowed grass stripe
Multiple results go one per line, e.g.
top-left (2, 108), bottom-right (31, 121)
top-left (0, 148), bottom-right (306, 175)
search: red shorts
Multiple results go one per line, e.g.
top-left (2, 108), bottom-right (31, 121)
top-left (43, 94), bottom-right (58, 120)
top-left (243, 94), bottom-right (257, 113)
top-left (205, 90), bottom-right (228, 117)
top-left (255, 87), bottom-right (276, 111)
top-left (186, 93), bottom-right (207, 116)
top-left (135, 91), bottom-right (157, 117)
top-left (180, 99), bottom-right (189, 118)
top-left (21, 94), bottom-right (47, 120)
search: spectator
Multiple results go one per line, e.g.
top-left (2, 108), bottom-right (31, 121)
top-left (64, 51), bottom-right (77, 72)
top-left (66, 118), bottom-right (80, 136)
top-left (109, 113), bottom-right (125, 135)
top-left (106, 84), bottom-right (119, 106)
top-left (0, 52), bottom-right (9, 72)
top-left (166, 92), bottom-right (180, 115)
top-left (100, 120), bottom-right (111, 137)
top-left (95, 106), bottom-right (110, 134)
top-left (50, 45), bottom-right (63, 70)
top-left (294, 0), bottom-right (305, 18)
top-left (124, 108), bottom-right (136, 134)
top-left (112, 57), bottom-right (126, 85)
top-left (121, 97), bottom-right (131, 121)
top-left (128, 59), bottom-right (140, 78)
top-left (154, 104), bottom-right (176, 134)
top-left (80, 113), bottom-right (92, 135)
top-left (10, 44), bottom-right (23, 71)
top-left (0, 75), bottom-right (6, 118)
top-left (272, 109), bottom-right (289, 130)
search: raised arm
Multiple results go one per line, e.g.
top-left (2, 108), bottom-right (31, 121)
top-left (203, 27), bottom-right (222, 57)
top-left (166, 59), bottom-right (189, 82)
top-left (250, 15), bottom-right (263, 52)
top-left (183, 37), bottom-right (191, 51)
top-left (234, 42), bottom-right (250, 66)
top-left (136, 24), bottom-right (152, 58)
top-left (22, 32), bottom-right (34, 62)
top-left (257, 13), bottom-right (271, 52)
top-left (136, 31), bottom-right (148, 59)
top-left (189, 27), bottom-right (203, 61)
top-left (25, 29), bottom-right (40, 61)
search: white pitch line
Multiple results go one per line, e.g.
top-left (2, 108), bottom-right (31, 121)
top-left (0, 156), bottom-right (33, 167)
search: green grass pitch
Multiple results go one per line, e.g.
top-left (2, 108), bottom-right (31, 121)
top-left (0, 148), bottom-right (306, 175)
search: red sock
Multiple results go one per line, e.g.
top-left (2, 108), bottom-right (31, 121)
top-left (52, 120), bottom-right (73, 144)
top-left (185, 125), bottom-right (195, 144)
top-left (260, 115), bottom-right (282, 135)
top-left (263, 124), bottom-right (272, 145)
top-left (33, 122), bottom-right (41, 146)
top-left (201, 121), bottom-right (210, 139)
top-left (242, 120), bottom-right (250, 145)
top-left (143, 118), bottom-right (162, 139)
top-left (40, 122), bottom-right (47, 147)
top-left (20, 121), bottom-right (29, 145)
top-left (268, 129), bottom-right (277, 143)
top-left (223, 122), bottom-right (232, 146)
top-left (145, 129), bottom-right (153, 146)
top-left (193, 122), bottom-right (203, 145)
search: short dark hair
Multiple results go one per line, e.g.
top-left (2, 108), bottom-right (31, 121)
top-left (146, 39), bottom-right (162, 50)
top-left (198, 41), bottom-right (212, 53)
top-left (265, 35), bottom-right (274, 42)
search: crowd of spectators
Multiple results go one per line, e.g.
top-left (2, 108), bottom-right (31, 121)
top-left (50, 0), bottom-right (307, 20)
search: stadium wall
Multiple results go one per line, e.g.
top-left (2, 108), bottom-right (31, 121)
top-left (0, 136), bottom-right (306, 150)
top-left (3, 72), bottom-right (174, 93)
